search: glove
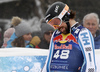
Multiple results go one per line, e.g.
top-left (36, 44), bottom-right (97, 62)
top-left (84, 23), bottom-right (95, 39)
top-left (29, 36), bottom-right (41, 47)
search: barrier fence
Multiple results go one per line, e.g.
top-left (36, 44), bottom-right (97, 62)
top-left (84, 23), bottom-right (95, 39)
top-left (0, 48), bottom-right (99, 72)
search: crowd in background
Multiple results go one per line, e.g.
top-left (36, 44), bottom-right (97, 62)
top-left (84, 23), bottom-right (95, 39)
top-left (0, 16), bottom-right (55, 49)
top-left (0, 12), bottom-right (100, 49)
top-left (82, 13), bottom-right (100, 49)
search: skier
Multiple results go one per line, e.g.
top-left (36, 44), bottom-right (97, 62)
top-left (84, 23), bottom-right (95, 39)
top-left (42, 1), bottom-right (96, 72)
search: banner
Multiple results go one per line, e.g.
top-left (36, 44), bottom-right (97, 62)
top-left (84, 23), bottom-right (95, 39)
top-left (0, 48), bottom-right (100, 72)
top-left (0, 48), bottom-right (48, 72)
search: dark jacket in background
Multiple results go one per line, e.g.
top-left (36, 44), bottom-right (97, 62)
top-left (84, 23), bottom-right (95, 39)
top-left (36, 38), bottom-right (49, 49)
top-left (94, 30), bottom-right (100, 49)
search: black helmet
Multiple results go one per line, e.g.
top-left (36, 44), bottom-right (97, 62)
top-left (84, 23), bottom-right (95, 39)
top-left (45, 1), bottom-right (70, 23)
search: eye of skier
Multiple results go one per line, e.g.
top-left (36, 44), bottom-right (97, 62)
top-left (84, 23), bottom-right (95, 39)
top-left (47, 17), bottom-right (62, 29)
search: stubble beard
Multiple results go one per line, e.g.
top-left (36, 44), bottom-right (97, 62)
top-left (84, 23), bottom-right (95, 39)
top-left (58, 27), bottom-right (69, 34)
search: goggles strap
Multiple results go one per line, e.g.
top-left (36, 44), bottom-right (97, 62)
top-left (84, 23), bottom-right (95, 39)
top-left (58, 5), bottom-right (69, 19)
top-left (66, 21), bottom-right (70, 33)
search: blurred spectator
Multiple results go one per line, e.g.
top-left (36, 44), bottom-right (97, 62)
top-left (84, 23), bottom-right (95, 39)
top-left (35, 21), bottom-right (55, 49)
top-left (26, 36), bottom-right (41, 48)
top-left (83, 13), bottom-right (100, 49)
top-left (2, 28), bottom-right (15, 48)
top-left (6, 16), bottom-right (32, 47)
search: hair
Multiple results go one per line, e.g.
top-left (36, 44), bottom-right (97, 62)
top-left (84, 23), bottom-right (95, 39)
top-left (83, 13), bottom-right (99, 25)
top-left (62, 10), bottom-right (76, 22)
top-left (69, 10), bottom-right (76, 19)
top-left (11, 36), bottom-right (25, 47)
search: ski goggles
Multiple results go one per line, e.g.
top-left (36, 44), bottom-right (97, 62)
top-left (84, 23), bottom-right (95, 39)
top-left (47, 17), bottom-right (62, 29)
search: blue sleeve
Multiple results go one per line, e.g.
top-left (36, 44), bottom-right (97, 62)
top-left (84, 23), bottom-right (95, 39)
top-left (78, 29), bottom-right (96, 72)
top-left (6, 33), bottom-right (17, 48)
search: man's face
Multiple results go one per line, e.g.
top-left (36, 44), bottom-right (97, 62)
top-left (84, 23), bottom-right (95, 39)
top-left (83, 18), bottom-right (98, 37)
top-left (47, 18), bottom-right (68, 34)
top-left (58, 21), bottom-right (68, 34)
